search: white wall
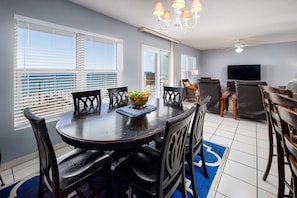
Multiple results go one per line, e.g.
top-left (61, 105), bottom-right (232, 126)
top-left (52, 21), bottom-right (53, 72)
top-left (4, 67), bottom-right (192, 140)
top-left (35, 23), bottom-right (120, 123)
top-left (200, 41), bottom-right (297, 91)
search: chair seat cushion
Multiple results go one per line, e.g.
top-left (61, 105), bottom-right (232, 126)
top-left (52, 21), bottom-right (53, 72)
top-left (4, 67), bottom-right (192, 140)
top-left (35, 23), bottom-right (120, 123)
top-left (130, 148), bottom-right (159, 183)
top-left (114, 147), bottom-right (160, 196)
top-left (57, 149), bottom-right (111, 189)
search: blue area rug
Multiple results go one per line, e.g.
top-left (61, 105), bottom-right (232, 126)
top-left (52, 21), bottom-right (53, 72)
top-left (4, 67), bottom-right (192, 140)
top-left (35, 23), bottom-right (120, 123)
top-left (173, 140), bottom-right (228, 198)
top-left (0, 141), bottom-right (228, 198)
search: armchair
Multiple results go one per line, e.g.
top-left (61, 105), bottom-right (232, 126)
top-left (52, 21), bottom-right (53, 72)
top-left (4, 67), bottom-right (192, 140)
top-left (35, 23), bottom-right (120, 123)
top-left (181, 79), bottom-right (199, 102)
top-left (198, 79), bottom-right (230, 117)
top-left (232, 80), bottom-right (267, 120)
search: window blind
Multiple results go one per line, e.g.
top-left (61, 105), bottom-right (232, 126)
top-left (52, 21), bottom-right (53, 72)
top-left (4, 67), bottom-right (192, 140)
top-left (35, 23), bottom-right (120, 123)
top-left (14, 19), bottom-right (122, 130)
top-left (181, 54), bottom-right (197, 80)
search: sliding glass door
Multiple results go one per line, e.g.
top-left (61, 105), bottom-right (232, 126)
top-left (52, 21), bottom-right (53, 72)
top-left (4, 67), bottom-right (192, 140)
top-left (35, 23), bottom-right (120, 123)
top-left (143, 46), bottom-right (170, 98)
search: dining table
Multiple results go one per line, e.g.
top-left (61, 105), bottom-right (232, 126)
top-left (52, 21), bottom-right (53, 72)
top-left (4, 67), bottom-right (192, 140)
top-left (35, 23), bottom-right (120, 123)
top-left (56, 98), bottom-right (188, 150)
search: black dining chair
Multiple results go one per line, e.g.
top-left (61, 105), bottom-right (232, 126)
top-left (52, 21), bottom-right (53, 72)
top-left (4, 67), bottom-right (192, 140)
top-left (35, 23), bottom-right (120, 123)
top-left (113, 107), bottom-right (195, 198)
top-left (163, 86), bottom-right (184, 107)
top-left (0, 152), bottom-right (4, 186)
top-left (277, 105), bottom-right (297, 198)
top-left (259, 85), bottom-right (293, 181)
top-left (266, 93), bottom-right (297, 197)
top-left (185, 96), bottom-right (211, 198)
top-left (153, 86), bottom-right (185, 149)
top-left (24, 107), bottom-right (112, 198)
top-left (107, 86), bottom-right (128, 108)
top-left (153, 96), bottom-right (211, 198)
top-left (71, 90), bottom-right (101, 115)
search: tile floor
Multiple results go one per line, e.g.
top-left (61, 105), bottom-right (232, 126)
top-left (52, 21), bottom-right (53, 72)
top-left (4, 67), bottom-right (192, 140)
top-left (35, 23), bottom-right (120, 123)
top-left (0, 106), bottom-right (286, 197)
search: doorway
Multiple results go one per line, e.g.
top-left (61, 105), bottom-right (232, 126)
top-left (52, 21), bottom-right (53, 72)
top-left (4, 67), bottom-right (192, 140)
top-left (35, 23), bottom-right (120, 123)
top-left (142, 45), bottom-right (170, 98)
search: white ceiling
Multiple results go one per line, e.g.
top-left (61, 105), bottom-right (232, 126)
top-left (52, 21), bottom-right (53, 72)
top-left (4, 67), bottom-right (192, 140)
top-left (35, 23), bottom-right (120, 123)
top-left (69, 0), bottom-right (297, 50)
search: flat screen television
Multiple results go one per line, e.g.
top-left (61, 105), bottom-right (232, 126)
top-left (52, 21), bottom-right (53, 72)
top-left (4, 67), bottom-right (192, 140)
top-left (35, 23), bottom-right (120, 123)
top-left (228, 65), bottom-right (261, 80)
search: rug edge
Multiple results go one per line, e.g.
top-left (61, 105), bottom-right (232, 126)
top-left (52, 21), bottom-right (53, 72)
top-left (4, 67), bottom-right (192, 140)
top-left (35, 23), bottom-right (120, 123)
top-left (206, 145), bottom-right (230, 198)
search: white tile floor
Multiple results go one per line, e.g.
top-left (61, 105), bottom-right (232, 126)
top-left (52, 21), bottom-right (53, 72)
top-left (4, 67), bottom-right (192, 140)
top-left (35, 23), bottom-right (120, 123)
top-left (0, 108), bottom-right (281, 197)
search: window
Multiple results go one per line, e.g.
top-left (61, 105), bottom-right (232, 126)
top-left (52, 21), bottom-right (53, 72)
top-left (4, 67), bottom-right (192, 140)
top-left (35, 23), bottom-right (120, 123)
top-left (181, 54), bottom-right (197, 80)
top-left (14, 18), bottom-right (123, 130)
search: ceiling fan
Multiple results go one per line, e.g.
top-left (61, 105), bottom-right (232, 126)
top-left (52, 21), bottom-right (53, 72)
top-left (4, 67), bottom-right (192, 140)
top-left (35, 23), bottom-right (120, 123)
top-left (234, 39), bottom-right (245, 53)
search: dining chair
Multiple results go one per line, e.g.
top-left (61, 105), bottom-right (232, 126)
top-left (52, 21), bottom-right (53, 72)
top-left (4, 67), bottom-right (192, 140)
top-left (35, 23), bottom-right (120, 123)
top-left (23, 107), bottom-right (112, 198)
top-left (113, 107), bottom-right (195, 198)
top-left (198, 79), bottom-right (230, 117)
top-left (155, 86), bottom-right (184, 147)
top-left (185, 95), bottom-right (211, 198)
top-left (0, 152), bottom-right (4, 186)
top-left (277, 105), bottom-right (297, 198)
top-left (181, 79), bottom-right (199, 102)
top-left (153, 96), bottom-right (211, 198)
top-left (163, 86), bottom-right (184, 107)
top-left (72, 90), bottom-right (101, 115)
top-left (259, 85), bottom-right (293, 181)
top-left (107, 86), bottom-right (128, 108)
top-left (266, 92), bottom-right (297, 197)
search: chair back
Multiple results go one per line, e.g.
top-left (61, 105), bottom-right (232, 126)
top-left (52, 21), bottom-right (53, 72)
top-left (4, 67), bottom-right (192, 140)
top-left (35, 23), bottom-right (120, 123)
top-left (163, 86), bottom-right (184, 107)
top-left (198, 79), bottom-right (221, 113)
top-left (181, 79), bottom-right (191, 87)
top-left (259, 85), bottom-right (293, 134)
top-left (72, 90), bottom-right (101, 115)
top-left (235, 80), bottom-right (267, 120)
top-left (158, 106), bottom-right (195, 197)
top-left (189, 96), bottom-right (211, 156)
top-left (107, 86), bottom-right (128, 108)
top-left (260, 85), bottom-right (293, 98)
top-left (277, 106), bottom-right (297, 197)
top-left (23, 107), bottom-right (59, 195)
top-left (267, 92), bottom-right (297, 196)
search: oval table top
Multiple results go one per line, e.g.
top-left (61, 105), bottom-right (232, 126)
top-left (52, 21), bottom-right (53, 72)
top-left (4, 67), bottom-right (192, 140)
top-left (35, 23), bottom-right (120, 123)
top-left (56, 98), bottom-right (187, 150)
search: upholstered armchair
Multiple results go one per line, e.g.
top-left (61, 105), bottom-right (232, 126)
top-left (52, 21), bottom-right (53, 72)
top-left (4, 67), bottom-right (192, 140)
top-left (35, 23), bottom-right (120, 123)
top-left (232, 80), bottom-right (267, 120)
top-left (181, 79), bottom-right (200, 102)
top-left (198, 79), bottom-right (230, 117)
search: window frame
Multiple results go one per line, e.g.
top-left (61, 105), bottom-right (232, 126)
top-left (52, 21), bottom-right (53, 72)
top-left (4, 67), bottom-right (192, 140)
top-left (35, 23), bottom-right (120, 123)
top-left (14, 15), bottom-right (123, 130)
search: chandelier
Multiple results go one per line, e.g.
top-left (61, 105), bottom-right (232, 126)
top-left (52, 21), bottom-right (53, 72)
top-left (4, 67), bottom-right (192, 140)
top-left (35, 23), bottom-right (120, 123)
top-left (153, 0), bottom-right (203, 33)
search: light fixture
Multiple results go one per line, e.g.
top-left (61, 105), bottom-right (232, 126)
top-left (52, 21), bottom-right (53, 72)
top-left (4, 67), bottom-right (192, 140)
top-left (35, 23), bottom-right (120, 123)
top-left (191, 69), bottom-right (199, 76)
top-left (153, 0), bottom-right (202, 33)
top-left (234, 42), bottom-right (244, 53)
top-left (235, 46), bottom-right (243, 53)
top-left (191, 69), bottom-right (199, 82)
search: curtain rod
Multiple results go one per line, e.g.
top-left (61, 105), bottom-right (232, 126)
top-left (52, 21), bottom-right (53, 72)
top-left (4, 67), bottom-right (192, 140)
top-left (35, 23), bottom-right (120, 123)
top-left (139, 27), bottom-right (179, 43)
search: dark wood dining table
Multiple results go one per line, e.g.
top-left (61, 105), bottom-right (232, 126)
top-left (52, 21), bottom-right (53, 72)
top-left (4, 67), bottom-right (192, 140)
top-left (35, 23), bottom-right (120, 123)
top-left (56, 98), bottom-right (188, 150)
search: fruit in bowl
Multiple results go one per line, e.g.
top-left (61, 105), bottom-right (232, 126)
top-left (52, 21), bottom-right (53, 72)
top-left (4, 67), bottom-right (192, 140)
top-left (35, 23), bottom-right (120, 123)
top-left (127, 91), bottom-right (150, 109)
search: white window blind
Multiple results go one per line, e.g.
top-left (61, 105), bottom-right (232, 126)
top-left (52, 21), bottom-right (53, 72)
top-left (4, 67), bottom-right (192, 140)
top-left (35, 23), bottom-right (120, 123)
top-left (181, 54), bottom-right (197, 80)
top-left (14, 19), bottom-right (122, 130)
